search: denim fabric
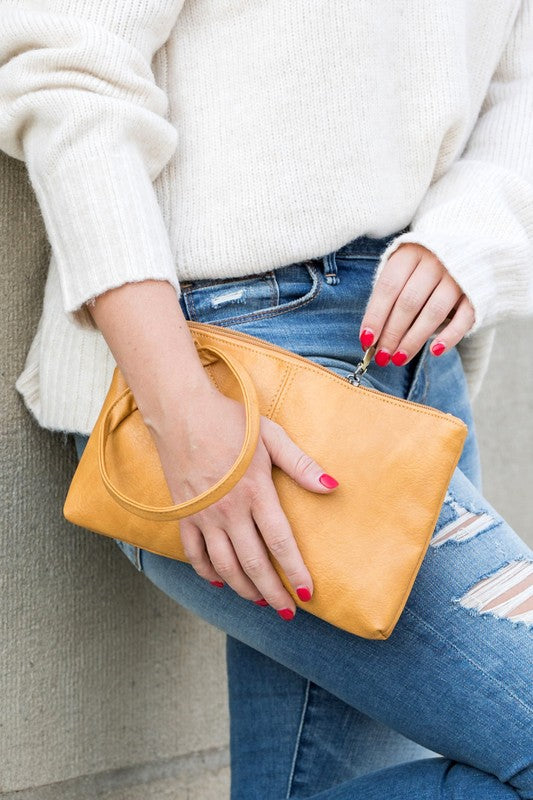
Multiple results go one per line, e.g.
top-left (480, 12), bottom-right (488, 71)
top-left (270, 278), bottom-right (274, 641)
top-left (72, 231), bottom-right (532, 800)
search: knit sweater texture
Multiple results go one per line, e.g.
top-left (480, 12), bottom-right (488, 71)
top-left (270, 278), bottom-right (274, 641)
top-left (0, 0), bottom-right (532, 434)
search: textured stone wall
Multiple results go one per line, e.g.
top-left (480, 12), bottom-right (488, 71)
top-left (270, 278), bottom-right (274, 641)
top-left (473, 318), bottom-right (533, 541)
top-left (1, 150), bottom-right (531, 797)
top-left (1, 153), bottom-right (230, 797)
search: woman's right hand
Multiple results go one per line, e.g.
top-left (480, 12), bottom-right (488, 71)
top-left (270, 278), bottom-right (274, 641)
top-left (86, 278), bottom-right (338, 619)
top-left (147, 380), bottom-right (339, 619)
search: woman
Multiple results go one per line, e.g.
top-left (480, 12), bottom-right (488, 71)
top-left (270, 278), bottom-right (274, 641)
top-left (1, 1), bottom-right (532, 797)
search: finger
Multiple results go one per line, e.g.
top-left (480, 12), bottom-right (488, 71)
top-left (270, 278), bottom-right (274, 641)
top-left (262, 418), bottom-right (339, 492)
top-left (375, 257), bottom-right (443, 364)
top-left (390, 275), bottom-right (462, 366)
top-left (180, 521), bottom-right (224, 586)
top-left (358, 244), bottom-right (421, 350)
top-left (252, 484), bottom-right (313, 603)
top-left (203, 527), bottom-right (262, 602)
top-left (228, 511), bottom-right (298, 613)
top-left (429, 295), bottom-right (476, 356)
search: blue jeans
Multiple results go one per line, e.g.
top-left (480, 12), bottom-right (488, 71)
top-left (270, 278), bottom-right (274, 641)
top-left (72, 231), bottom-right (532, 799)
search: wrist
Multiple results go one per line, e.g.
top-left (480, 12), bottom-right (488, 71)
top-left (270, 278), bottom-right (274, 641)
top-left (137, 364), bottom-right (215, 434)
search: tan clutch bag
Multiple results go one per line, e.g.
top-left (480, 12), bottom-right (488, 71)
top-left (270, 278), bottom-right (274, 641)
top-left (63, 321), bottom-right (467, 640)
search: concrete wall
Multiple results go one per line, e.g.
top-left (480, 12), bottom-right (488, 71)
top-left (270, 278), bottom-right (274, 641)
top-left (473, 318), bottom-right (533, 537)
top-left (1, 151), bottom-right (532, 798)
top-left (1, 153), bottom-right (230, 798)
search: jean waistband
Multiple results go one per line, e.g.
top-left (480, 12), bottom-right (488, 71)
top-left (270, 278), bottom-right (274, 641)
top-left (330, 226), bottom-right (409, 260)
top-left (180, 227), bottom-right (410, 290)
top-left (297, 226), bottom-right (409, 285)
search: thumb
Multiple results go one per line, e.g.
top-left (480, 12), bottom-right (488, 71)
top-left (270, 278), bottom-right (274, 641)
top-left (261, 418), bottom-right (339, 493)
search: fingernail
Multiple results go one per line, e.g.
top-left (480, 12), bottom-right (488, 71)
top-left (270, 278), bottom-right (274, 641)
top-left (391, 350), bottom-right (408, 366)
top-left (319, 473), bottom-right (339, 489)
top-left (431, 341), bottom-right (446, 356)
top-left (210, 581), bottom-right (224, 588)
top-left (375, 349), bottom-right (390, 367)
top-left (254, 598), bottom-right (268, 606)
top-left (277, 608), bottom-right (295, 621)
top-left (360, 328), bottom-right (374, 349)
top-left (296, 586), bottom-right (312, 602)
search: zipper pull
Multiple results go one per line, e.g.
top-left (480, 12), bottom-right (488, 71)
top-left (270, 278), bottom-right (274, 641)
top-left (345, 345), bottom-right (376, 386)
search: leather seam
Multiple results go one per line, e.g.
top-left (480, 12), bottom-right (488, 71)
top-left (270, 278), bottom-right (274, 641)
top-left (192, 334), bottom-right (466, 429)
top-left (269, 367), bottom-right (296, 421)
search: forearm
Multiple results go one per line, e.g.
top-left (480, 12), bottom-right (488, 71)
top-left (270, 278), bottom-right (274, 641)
top-left (87, 279), bottom-right (212, 431)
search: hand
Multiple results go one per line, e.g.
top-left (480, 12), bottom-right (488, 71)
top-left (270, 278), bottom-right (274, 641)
top-left (359, 243), bottom-right (475, 366)
top-left (148, 383), bottom-right (339, 619)
top-left (87, 279), bottom-right (338, 619)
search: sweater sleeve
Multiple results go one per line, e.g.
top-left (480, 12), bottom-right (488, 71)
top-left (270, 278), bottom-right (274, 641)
top-left (373, 0), bottom-right (533, 336)
top-left (0, 0), bottom-right (184, 330)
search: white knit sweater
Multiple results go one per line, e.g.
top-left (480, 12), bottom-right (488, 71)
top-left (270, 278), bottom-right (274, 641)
top-left (1, 0), bottom-right (532, 434)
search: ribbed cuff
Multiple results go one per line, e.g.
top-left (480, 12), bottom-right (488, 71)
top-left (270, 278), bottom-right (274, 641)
top-left (32, 145), bottom-right (181, 330)
top-left (373, 231), bottom-right (485, 337)
top-left (373, 228), bottom-right (529, 337)
top-left (372, 159), bottom-right (533, 337)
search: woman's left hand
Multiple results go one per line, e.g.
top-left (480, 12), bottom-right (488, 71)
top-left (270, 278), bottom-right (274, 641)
top-left (359, 243), bottom-right (475, 366)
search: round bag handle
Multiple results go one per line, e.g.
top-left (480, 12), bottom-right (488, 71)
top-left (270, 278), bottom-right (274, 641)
top-left (97, 343), bottom-right (261, 521)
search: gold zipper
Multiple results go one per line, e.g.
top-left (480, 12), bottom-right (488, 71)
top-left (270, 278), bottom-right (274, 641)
top-left (188, 321), bottom-right (464, 422)
top-left (345, 345), bottom-right (376, 385)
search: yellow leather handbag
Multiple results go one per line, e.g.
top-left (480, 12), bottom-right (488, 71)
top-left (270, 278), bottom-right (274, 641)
top-left (63, 321), bottom-right (467, 640)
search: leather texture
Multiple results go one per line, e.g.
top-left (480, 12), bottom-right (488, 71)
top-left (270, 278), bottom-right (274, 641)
top-left (63, 321), bottom-right (468, 639)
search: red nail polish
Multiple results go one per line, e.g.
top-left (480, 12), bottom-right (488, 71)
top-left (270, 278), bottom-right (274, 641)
top-left (254, 598), bottom-right (268, 606)
top-left (296, 587), bottom-right (312, 602)
top-left (277, 608), bottom-right (295, 621)
top-left (360, 328), bottom-right (374, 349)
top-left (319, 473), bottom-right (339, 489)
top-left (431, 341), bottom-right (446, 356)
top-left (375, 349), bottom-right (390, 367)
top-left (210, 581), bottom-right (224, 588)
top-left (391, 350), bottom-right (408, 366)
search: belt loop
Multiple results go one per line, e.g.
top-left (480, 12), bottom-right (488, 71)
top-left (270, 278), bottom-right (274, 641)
top-left (322, 251), bottom-right (340, 285)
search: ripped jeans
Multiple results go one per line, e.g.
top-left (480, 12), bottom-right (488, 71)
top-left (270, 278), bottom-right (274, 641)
top-left (72, 231), bottom-right (533, 800)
